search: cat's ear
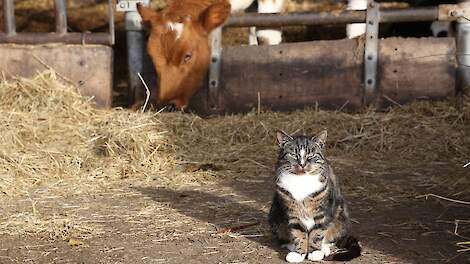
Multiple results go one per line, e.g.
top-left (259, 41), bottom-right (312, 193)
top-left (314, 130), bottom-right (327, 148)
top-left (276, 130), bottom-right (292, 146)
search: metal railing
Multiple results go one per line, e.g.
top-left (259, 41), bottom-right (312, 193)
top-left (0, 0), bottom-right (115, 45)
top-left (225, 7), bottom-right (440, 27)
top-left (117, 1), bottom-right (469, 110)
top-left (204, 2), bottom-right (470, 109)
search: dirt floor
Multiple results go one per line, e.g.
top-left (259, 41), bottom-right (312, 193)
top-left (1, 73), bottom-right (469, 263)
top-left (1, 1), bottom-right (469, 263)
top-left (1, 149), bottom-right (469, 263)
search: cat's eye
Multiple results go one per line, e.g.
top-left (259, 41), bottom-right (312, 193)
top-left (286, 153), bottom-right (295, 158)
top-left (311, 153), bottom-right (322, 162)
top-left (306, 153), bottom-right (317, 160)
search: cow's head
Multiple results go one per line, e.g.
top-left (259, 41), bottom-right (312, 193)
top-left (137, 1), bottom-right (231, 110)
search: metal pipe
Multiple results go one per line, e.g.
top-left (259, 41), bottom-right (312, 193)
top-left (126, 30), bottom-right (147, 103)
top-left (3, 0), bottom-right (16, 35)
top-left (54, 0), bottom-right (67, 34)
top-left (125, 6), bottom-right (149, 104)
top-left (456, 1), bottom-right (470, 96)
top-left (226, 11), bottom-right (366, 27)
top-left (108, 0), bottom-right (115, 45)
top-left (225, 7), bottom-right (440, 28)
top-left (380, 7), bottom-right (438, 23)
top-left (0, 32), bottom-right (113, 45)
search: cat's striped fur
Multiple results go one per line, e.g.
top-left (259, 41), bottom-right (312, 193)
top-left (268, 130), bottom-right (360, 262)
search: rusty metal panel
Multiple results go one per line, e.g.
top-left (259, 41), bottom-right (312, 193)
top-left (378, 37), bottom-right (456, 107)
top-left (0, 44), bottom-right (113, 108)
top-left (214, 39), bottom-right (364, 113)
top-left (189, 38), bottom-right (456, 114)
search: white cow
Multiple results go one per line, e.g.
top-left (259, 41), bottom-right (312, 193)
top-left (347, 0), bottom-right (368, 38)
top-left (231, 0), bottom-right (366, 41)
top-left (230, 0), bottom-right (286, 45)
top-left (346, 0), bottom-right (452, 38)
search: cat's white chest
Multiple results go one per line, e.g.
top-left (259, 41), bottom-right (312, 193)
top-left (278, 172), bottom-right (324, 201)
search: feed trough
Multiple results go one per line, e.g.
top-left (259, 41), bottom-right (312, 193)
top-left (123, 1), bottom-right (470, 114)
top-left (0, 0), bottom-right (115, 108)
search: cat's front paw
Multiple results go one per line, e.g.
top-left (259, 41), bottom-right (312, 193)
top-left (307, 250), bottom-right (325, 261)
top-left (321, 243), bottom-right (331, 256)
top-left (281, 243), bottom-right (295, 252)
top-left (286, 252), bottom-right (306, 263)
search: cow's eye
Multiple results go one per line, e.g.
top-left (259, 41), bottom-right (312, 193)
top-left (183, 52), bottom-right (192, 63)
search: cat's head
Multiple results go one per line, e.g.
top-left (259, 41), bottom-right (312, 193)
top-left (276, 130), bottom-right (328, 175)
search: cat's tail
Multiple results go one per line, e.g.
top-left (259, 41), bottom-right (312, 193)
top-left (327, 235), bottom-right (362, 261)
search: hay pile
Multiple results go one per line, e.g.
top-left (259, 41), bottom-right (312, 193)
top-left (0, 71), bottom-right (199, 198)
top-left (1, 71), bottom-right (469, 196)
top-left (0, 71), bottom-right (192, 239)
top-left (0, 71), bottom-right (469, 241)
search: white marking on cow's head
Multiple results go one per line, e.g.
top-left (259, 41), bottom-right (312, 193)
top-left (167, 22), bottom-right (184, 39)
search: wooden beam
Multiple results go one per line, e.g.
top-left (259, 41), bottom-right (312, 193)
top-left (189, 37), bottom-right (455, 114)
top-left (0, 44), bottom-right (113, 108)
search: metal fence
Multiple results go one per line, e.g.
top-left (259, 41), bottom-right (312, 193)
top-left (116, 1), bottom-right (469, 111)
top-left (204, 2), bottom-right (470, 109)
top-left (225, 7), bottom-right (440, 27)
top-left (1, 0), bottom-right (115, 45)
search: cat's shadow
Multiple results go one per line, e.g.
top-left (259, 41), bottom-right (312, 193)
top-left (133, 186), bottom-right (286, 260)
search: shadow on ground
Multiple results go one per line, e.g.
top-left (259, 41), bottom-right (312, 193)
top-left (134, 186), bottom-right (284, 260)
top-left (135, 164), bottom-right (470, 264)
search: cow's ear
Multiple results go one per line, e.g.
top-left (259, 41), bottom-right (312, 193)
top-left (137, 3), bottom-right (160, 27)
top-left (200, 1), bottom-right (231, 32)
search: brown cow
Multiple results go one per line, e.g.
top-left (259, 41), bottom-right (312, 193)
top-left (137, 0), bottom-right (231, 111)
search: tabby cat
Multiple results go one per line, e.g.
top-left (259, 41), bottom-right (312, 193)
top-left (268, 130), bottom-right (360, 263)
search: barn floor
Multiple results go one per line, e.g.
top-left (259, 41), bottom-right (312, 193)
top-left (1, 1), bottom-right (468, 263)
top-left (1, 165), bottom-right (469, 263)
top-left (1, 74), bottom-right (470, 264)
